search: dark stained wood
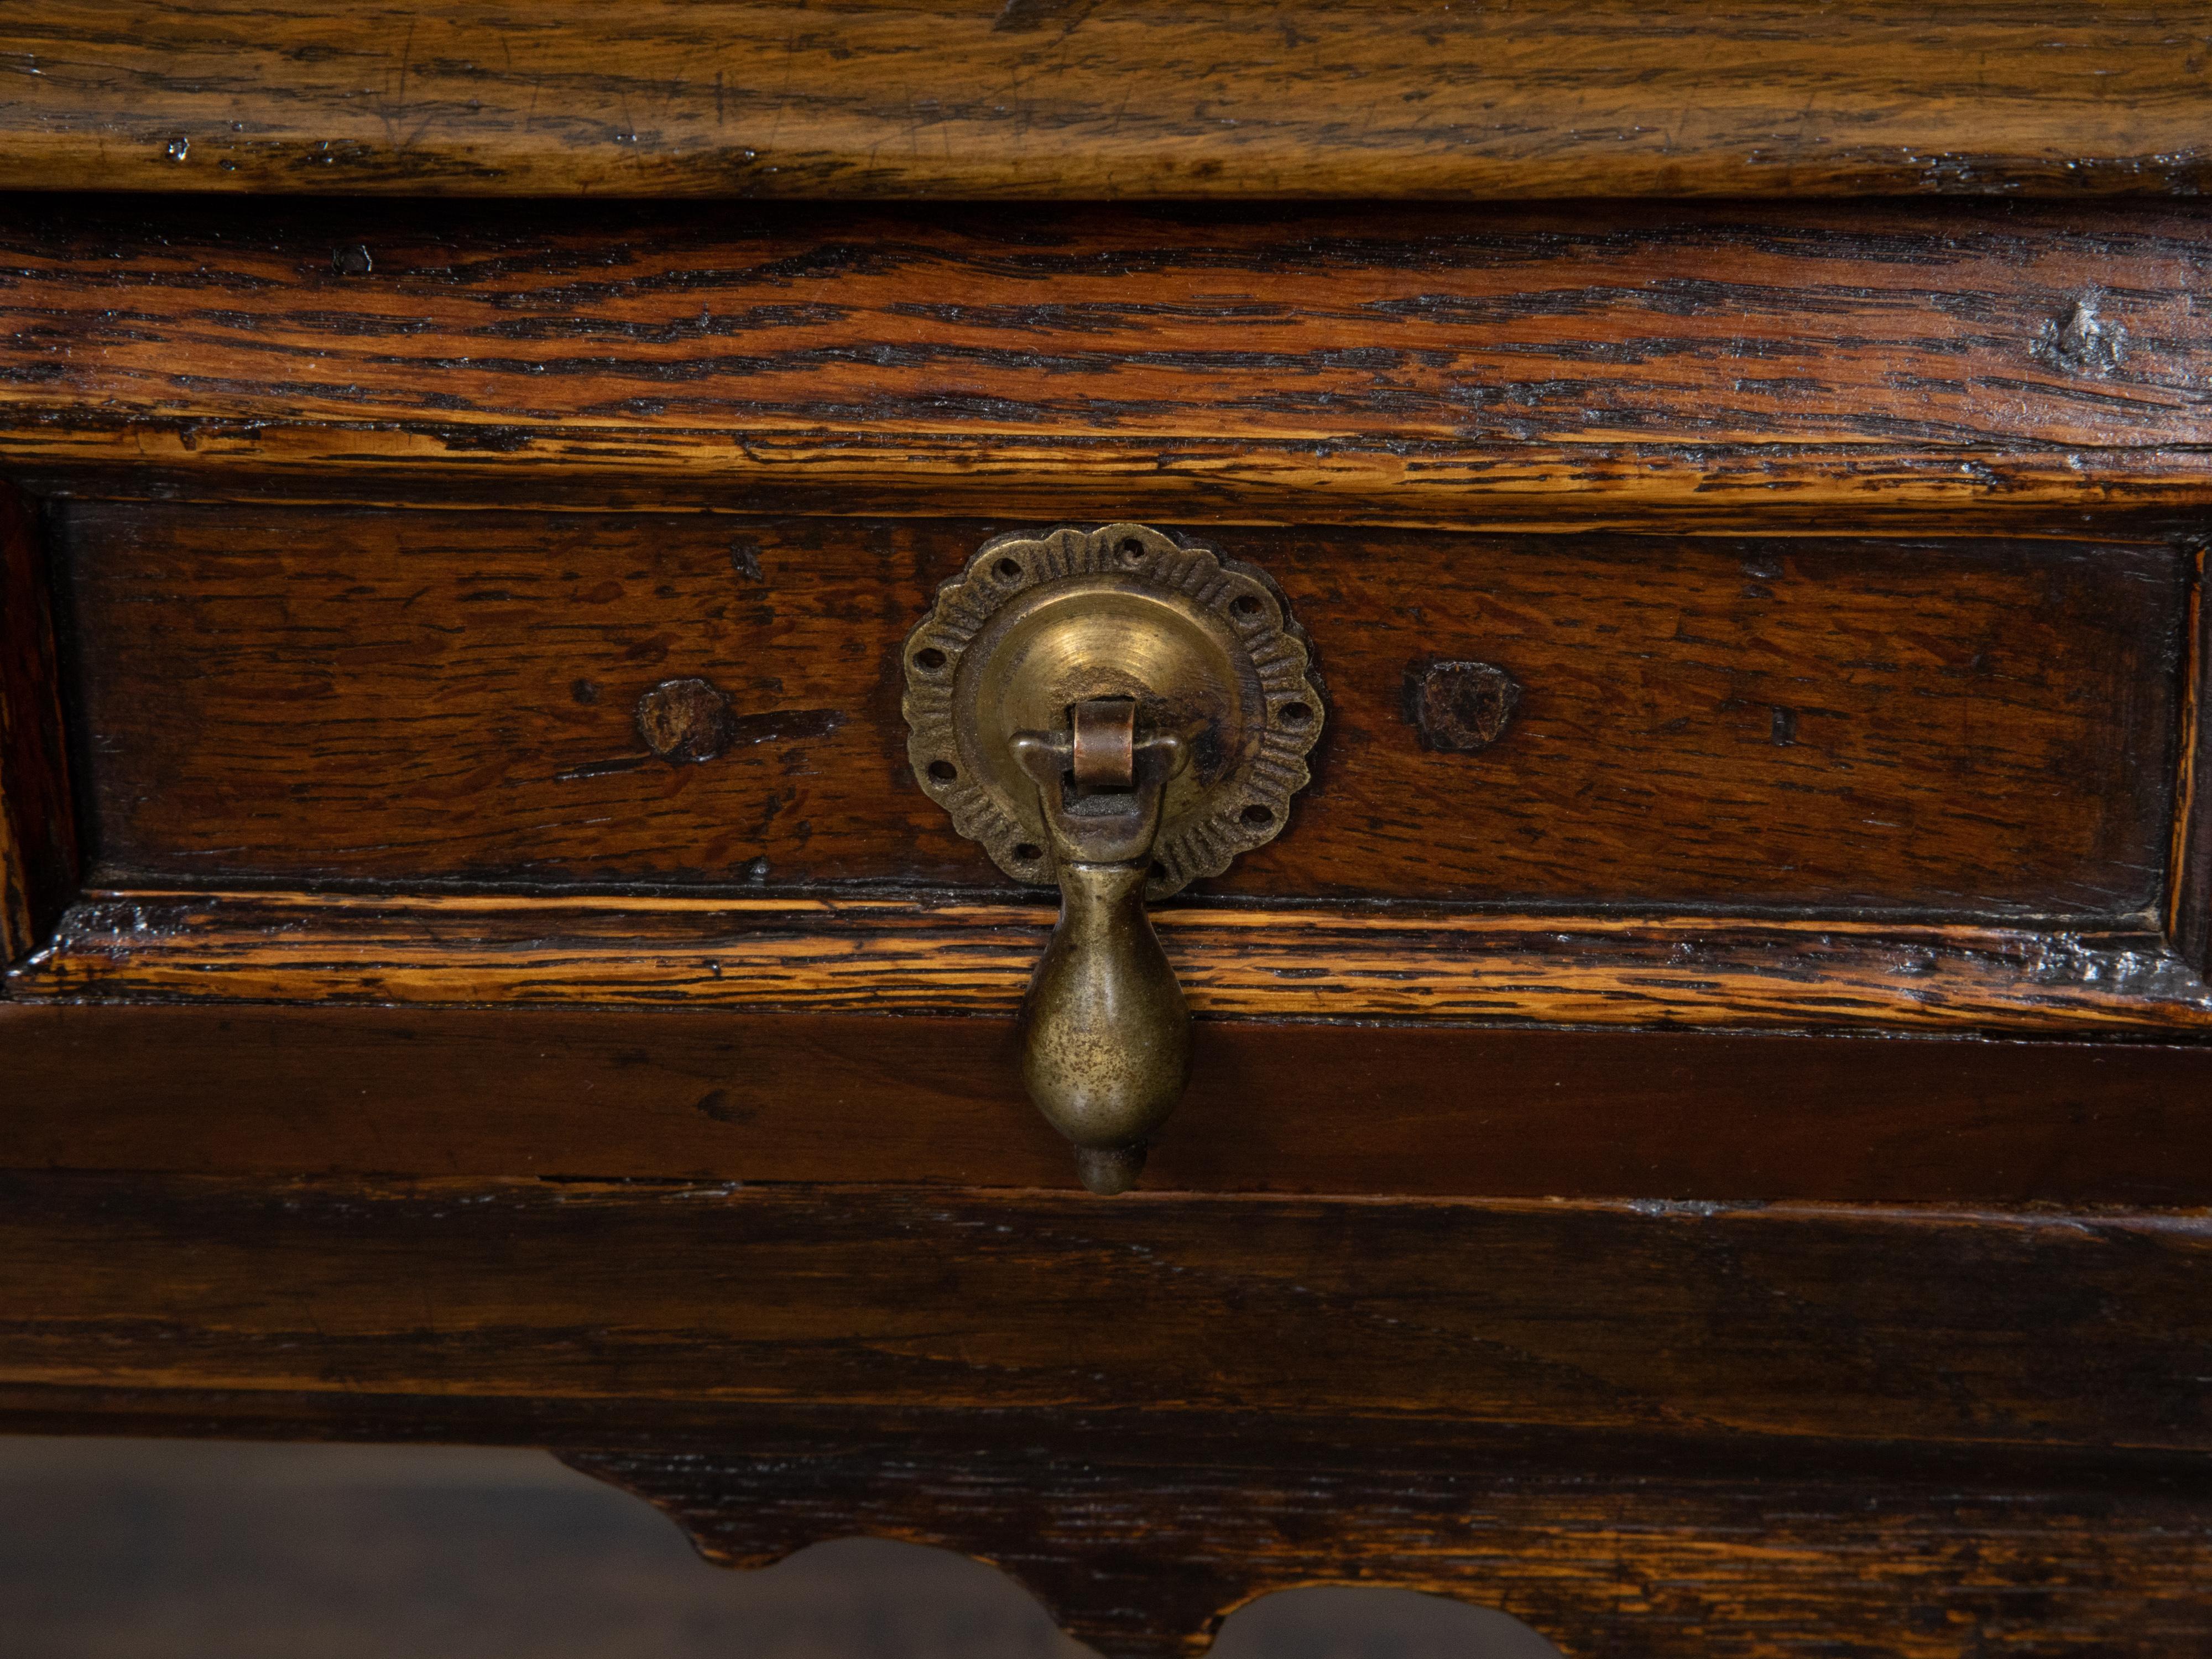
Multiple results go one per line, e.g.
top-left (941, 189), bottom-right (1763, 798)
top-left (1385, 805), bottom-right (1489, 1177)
top-left (6, 200), bottom-right (2212, 524)
top-left (9, 24), bottom-right (2212, 1652)
top-left (24, 889), bottom-right (2212, 1036)
top-left (3, 2), bottom-right (2209, 202)
top-left (2171, 540), bottom-right (2212, 972)
top-left (7, 1001), bottom-right (2212, 1204)
top-left (0, 481), bottom-right (75, 964)
top-left (2, 1172), bottom-right (2208, 1451)
top-left (57, 505), bottom-right (2188, 916)
top-left (572, 1434), bottom-right (2212, 1658)
top-left (4, 1374), bottom-right (2201, 1655)
top-left (3, 1385), bottom-right (2207, 1656)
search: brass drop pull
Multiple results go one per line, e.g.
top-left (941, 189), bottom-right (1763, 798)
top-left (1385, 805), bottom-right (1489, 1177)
top-left (904, 525), bottom-right (1324, 1193)
top-left (1010, 700), bottom-right (1192, 1196)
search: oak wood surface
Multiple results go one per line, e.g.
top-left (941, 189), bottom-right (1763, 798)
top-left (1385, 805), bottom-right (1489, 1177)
top-left (9, 27), bottom-right (2212, 1648)
top-left (575, 1436), bottom-right (2212, 1658)
top-left (7, 200), bottom-right (2212, 524)
top-left (3, 2), bottom-right (2208, 202)
top-left (0, 481), bottom-right (75, 964)
top-left (25, 889), bottom-right (2212, 1036)
top-left (57, 504), bottom-right (2188, 917)
top-left (7, 1001), bottom-right (2212, 1204)
top-left (2171, 542), bottom-right (2212, 973)
top-left (0, 1385), bottom-right (2201, 1656)
top-left (3, 1172), bottom-right (2208, 1454)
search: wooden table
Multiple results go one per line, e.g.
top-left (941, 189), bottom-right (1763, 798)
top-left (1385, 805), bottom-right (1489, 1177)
top-left (3, 6), bottom-right (2210, 1652)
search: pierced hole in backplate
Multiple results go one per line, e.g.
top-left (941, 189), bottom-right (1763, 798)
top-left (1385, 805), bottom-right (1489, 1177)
top-left (1117, 536), bottom-right (1146, 565)
top-left (1230, 593), bottom-right (1262, 617)
top-left (994, 557), bottom-right (1023, 581)
top-left (1240, 804), bottom-right (1274, 828)
top-left (1278, 701), bottom-right (1313, 728)
top-left (927, 760), bottom-right (958, 782)
top-left (1013, 842), bottom-right (1044, 862)
top-left (914, 647), bottom-right (948, 672)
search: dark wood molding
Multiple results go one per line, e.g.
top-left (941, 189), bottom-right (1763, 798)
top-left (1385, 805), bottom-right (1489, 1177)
top-left (2, 1172), bottom-right (2208, 1450)
top-left (13, 1000), bottom-right (2212, 1212)
top-left (21, 888), bottom-right (2212, 1037)
top-left (0, 1386), bottom-right (2200, 1656)
top-left (3, 201), bottom-right (2211, 524)
top-left (3, 3), bottom-right (2209, 202)
top-left (0, 482), bottom-right (75, 964)
top-left (24, 435), bottom-right (2212, 533)
top-left (6, 1005), bottom-right (2212, 1205)
top-left (567, 1430), bottom-right (2212, 1658)
top-left (2170, 539), bottom-right (2212, 972)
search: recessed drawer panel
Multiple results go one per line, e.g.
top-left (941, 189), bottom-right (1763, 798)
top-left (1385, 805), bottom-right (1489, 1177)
top-left (59, 503), bottom-right (2183, 918)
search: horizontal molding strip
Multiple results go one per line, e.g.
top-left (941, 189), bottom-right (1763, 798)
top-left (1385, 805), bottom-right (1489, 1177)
top-left (20, 889), bottom-right (2212, 1035)
top-left (13, 424), bottom-right (2212, 525)
top-left (2, 1), bottom-right (2208, 200)
top-left (4, 200), bottom-right (2211, 518)
top-left (2, 1173), bottom-right (2209, 1453)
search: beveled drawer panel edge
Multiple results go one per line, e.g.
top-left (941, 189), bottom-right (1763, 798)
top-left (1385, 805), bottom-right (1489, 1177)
top-left (16, 423), bottom-right (2212, 527)
top-left (18, 888), bottom-right (2212, 1037)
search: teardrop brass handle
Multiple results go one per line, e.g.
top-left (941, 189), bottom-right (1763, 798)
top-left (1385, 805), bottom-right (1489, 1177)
top-left (901, 524), bottom-right (1324, 1194)
top-left (1011, 702), bottom-right (1192, 1195)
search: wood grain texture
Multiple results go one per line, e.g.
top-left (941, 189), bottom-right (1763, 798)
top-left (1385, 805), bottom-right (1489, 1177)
top-left (575, 1436), bottom-right (2212, 1658)
top-left (0, 1385), bottom-right (2199, 1656)
top-left (0, 481), bottom-right (75, 964)
top-left (24, 890), bottom-right (2212, 1036)
top-left (8, 1000), bottom-right (2212, 1206)
top-left (3, 2), bottom-right (2209, 202)
top-left (6, 200), bottom-right (2212, 522)
top-left (2, 1173), bottom-right (2208, 1452)
top-left (2170, 540), bottom-right (2212, 972)
top-left (57, 505), bottom-right (2188, 916)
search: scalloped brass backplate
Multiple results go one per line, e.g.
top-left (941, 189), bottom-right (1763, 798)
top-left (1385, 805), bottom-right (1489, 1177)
top-left (902, 523), bottom-right (1324, 898)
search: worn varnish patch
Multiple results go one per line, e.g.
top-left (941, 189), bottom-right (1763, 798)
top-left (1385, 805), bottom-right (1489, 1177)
top-left (55, 505), bottom-right (2186, 917)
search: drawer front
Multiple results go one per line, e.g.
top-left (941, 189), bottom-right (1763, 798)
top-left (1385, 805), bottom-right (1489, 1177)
top-left (61, 503), bottom-right (2184, 917)
top-left (7, 195), bottom-right (2212, 1167)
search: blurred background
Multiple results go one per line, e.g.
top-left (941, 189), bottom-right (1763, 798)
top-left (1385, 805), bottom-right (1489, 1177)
top-left (0, 1437), bottom-right (1563, 1657)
